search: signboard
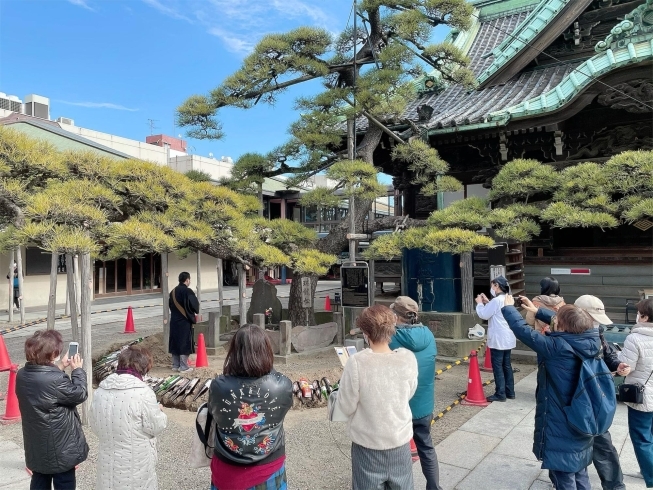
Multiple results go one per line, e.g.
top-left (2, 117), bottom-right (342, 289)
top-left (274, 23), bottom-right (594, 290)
top-left (490, 265), bottom-right (506, 281)
top-left (551, 268), bottom-right (591, 275)
top-left (300, 277), bottom-right (313, 308)
top-left (340, 264), bottom-right (370, 308)
top-left (333, 292), bottom-right (341, 305)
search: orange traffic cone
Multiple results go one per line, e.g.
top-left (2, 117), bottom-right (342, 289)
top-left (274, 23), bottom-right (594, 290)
top-left (324, 295), bottom-right (332, 312)
top-left (481, 346), bottom-right (493, 372)
top-left (1, 365), bottom-right (21, 424)
top-left (0, 334), bottom-right (11, 372)
top-left (461, 351), bottom-right (489, 407)
top-left (123, 307), bottom-right (136, 334)
top-left (195, 333), bottom-right (209, 368)
top-left (410, 438), bottom-right (419, 463)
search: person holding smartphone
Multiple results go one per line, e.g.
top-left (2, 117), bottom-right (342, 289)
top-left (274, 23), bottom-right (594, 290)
top-left (475, 276), bottom-right (516, 402)
top-left (16, 330), bottom-right (88, 490)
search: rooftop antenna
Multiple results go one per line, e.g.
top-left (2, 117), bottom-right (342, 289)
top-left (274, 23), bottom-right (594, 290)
top-left (147, 119), bottom-right (158, 135)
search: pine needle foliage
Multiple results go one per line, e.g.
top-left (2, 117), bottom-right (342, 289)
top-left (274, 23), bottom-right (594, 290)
top-left (490, 159), bottom-right (560, 202)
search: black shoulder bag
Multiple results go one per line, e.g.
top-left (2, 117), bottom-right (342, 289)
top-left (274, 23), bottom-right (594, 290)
top-left (619, 369), bottom-right (653, 404)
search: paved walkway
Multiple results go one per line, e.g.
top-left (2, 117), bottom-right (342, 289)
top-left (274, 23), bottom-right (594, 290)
top-left (0, 433), bottom-right (30, 489)
top-left (416, 370), bottom-right (648, 490)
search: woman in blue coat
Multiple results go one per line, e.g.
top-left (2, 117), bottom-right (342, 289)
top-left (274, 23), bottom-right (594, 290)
top-left (501, 297), bottom-right (602, 490)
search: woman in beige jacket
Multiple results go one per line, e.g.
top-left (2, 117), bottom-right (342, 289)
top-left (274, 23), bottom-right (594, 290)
top-left (525, 277), bottom-right (565, 332)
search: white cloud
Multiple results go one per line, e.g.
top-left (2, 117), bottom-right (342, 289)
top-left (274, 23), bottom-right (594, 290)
top-left (142, 0), bottom-right (339, 56)
top-left (141, 0), bottom-right (192, 22)
top-left (208, 27), bottom-right (255, 55)
top-left (57, 100), bottom-right (139, 112)
top-left (67, 0), bottom-right (94, 11)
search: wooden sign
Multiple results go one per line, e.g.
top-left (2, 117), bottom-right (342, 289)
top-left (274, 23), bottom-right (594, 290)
top-left (300, 277), bottom-right (312, 309)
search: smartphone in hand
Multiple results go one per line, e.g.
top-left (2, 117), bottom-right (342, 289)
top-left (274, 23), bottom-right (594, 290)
top-left (68, 342), bottom-right (79, 358)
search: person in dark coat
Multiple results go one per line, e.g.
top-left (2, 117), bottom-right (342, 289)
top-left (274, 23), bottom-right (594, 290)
top-left (502, 298), bottom-right (604, 490)
top-left (522, 295), bottom-right (628, 490)
top-left (16, 329), bottom-right (89, 490)
top-left (169, 271), bottom-right (199, 373)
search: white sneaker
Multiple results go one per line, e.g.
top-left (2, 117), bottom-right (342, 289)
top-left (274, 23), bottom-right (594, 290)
top-left (179, 367), bottom-right (194, 373)
top-left (171, 367), bottom-right (179, 372)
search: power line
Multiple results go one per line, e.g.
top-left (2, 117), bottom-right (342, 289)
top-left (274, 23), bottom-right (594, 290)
top-left (471, 11), bottom-right (653, 111)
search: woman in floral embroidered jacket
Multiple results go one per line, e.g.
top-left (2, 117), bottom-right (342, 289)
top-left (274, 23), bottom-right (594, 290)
top-left (208, 324), bottom-right (293, 490)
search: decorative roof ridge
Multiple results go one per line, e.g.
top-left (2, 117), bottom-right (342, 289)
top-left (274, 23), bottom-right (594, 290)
top-left (476, 0), bottom-right (573, 86)
top-left (480, 3), bottom-right (539, 22)
top-left (596, 0), bottom-right (653, 53)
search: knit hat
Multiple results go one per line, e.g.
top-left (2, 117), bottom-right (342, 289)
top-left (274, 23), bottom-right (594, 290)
top-left (391, 296), bottom-right (419, 317)
top-left (575, 295), bottom-right (612, 325)
top-left (492, 276), bottom-right (510, 293)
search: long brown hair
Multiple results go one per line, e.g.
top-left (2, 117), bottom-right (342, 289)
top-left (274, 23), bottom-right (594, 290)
top-left (223, 324), bottom-right (274, 378)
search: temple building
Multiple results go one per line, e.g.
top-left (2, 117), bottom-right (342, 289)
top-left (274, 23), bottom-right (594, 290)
top-left (379, 0), bottom-right (653, 322)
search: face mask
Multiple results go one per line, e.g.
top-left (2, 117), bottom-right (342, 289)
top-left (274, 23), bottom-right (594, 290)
top-left (52, 356), bottom-right (60, 363)
top-left (363, 334), bottom-right (370, 345)
top-left (636, 313), bottom-right (641, 323)
top-left (490, 288), bottom-right (497, 297)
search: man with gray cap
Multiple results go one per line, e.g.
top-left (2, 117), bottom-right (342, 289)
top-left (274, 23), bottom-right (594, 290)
top-left (389, 296), bottom-right (442, 490)
top-left (521, 294), bottom-right (629, 490)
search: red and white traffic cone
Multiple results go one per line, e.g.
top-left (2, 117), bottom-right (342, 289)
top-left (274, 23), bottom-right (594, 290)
top-left (461, 351), bottom-right (489, 407)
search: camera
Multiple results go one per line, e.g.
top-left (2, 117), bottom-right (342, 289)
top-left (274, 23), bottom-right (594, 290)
top-left (513, 296), bottom-right (523, 308)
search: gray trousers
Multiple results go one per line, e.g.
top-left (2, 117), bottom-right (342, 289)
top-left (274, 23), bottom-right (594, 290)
top-left (351, 442), bottom-right (414, 490)
top-left (172, 354), bottom-right (189, 371)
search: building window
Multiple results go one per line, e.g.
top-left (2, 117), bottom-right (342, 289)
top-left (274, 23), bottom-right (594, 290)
top-left (304, 206), bottom-right (318, 222)
top-left (25, 248), bottom-right (66, 275)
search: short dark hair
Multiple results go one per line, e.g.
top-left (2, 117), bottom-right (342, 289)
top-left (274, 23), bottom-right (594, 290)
top-left (25, 330), bottom-right (63, 365)
top-left (356, 305), bottom-right (396, 344)
top-left (556, 305), bottom-right (594, 334)
top-left (117, 346), bottom-right (153, 375)
top-left (540, 276), bottom-right (560, 296)
top-left (636, 298), bottom-right (653, 321)
top-left (223, 324), bottom-right (274, 378)
top-left (491, 279), bottom-right (510, 294)
top-left (178, 272), bottom-right (191, 284)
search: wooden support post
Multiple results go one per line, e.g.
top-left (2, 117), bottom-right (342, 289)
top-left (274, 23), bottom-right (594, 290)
top-left (196, 252), bottom-right (202, 312)
top-left (461, 251), bottom-right (474, 315)
top-left (253, 313), bottom-right (265, 330)
top-left (15, 248), bottom-right (24, 324)
top-left (162, 253), bottom-right (170, 349)
top-left (279, 320), bottom-right (292, 356)
top-left (66, 254), bottom-right (79, 342)
top-left (74, 255), bottom-right (81, 313)
top-left (80, 252), bottom-right (92, 426)
top-left (237, 264), bottom-right (246, 327)
top-left (47, 252), bottom-right (58, 330)
top-left (8, 249), bottom-right (14, 322)
top-left (217, 259), bottom-right (224, 317)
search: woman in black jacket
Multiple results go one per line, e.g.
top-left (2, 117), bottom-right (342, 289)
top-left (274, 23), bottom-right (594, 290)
top-left (16, 330), bottom-right (89, 490)
top-left (208, 325), bottom-right (293, 490)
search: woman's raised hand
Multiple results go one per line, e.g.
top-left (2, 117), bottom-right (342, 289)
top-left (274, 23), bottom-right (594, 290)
top-left (70, 353), bottom-right (84, 370)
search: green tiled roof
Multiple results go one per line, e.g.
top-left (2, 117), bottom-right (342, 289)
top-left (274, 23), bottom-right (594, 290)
top-left (477, 0), bottom-right (573, 86)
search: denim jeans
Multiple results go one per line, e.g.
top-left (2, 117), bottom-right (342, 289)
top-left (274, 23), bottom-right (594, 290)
top-left (549, 467), bottom-right (591, 490)
top-left (628, 406), bottom-right (653, 487)
top-left (412, 414), bottom-right (442, 490)
top-left (490, 348), bottom-right (514, 399)
top-left (593, 430), bottom-right (625, 490)
top-left (31, 468), bottom-right (76, 490)
top-left (172, 354), bottom-right (189, 371)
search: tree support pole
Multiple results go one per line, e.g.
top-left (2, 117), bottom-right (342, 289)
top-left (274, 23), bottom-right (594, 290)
top-left (66, 254), bottom-right (79, 342)
top-left (237, 264), bottom-right (246, 327)
top-left (196, 252), bottom-right (202, 315)
top-left (80, 252), bottom-right (92, 426)
top-left (217, 259), bottom-right (224, 317)
top-left (8, 249), bottom-right (14, 322)
top-left (16, 247), bottom-right (24, 324)
top-left (47, 252), bottom-right (58, 330)
top-left (162, 253), bottom-right (170, 349)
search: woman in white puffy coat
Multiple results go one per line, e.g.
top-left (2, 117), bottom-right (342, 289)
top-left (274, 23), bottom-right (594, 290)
top-left (617, 298), bottom-right (653, 488)
top-left (90, 346), bottom-right (168, 490)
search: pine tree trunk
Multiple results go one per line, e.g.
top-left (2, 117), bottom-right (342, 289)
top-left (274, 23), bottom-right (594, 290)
top-left (162, 253), bottom-right (170, 349)
top-left (66, 254), bottom-right (79, 342)
top-left (288, 272), bottom-right (318, 327)
top-left (196, 252), bottom-right (202, 314)
top-left (47, 252), bottom-right (58, 330)
top-left (79, 252), bottom-right (92, 426)
top-left (16, 247), bottom-right (24, 324)
top-left (237, 264), bottom-right (246, 326)
top-left (7, 249), bottom-right (14, 322)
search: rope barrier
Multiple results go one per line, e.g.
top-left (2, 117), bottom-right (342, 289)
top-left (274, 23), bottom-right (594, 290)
top-left (432, 379), bottom-right (495, 424)
top-left (435, 340), bottom-right (487, 376)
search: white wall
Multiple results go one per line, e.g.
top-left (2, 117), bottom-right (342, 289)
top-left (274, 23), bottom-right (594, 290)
top-left (167, 252), bottom-right (221, 293)
top-left (167, 155), bottom-right (233, 181)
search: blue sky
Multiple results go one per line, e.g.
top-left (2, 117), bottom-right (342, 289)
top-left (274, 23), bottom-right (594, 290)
top-left (0, 0), bottom-right (354, 161)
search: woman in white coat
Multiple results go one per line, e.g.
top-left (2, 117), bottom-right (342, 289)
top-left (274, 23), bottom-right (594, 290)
top-left (617, 298), bottom-right (653, 488)
top-left (90, 346), bottom-right (167, 490)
